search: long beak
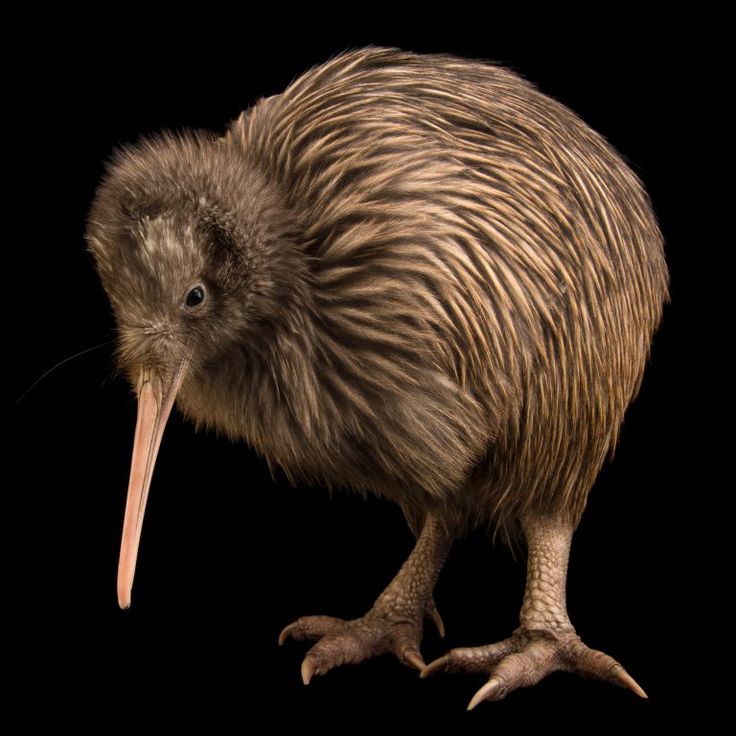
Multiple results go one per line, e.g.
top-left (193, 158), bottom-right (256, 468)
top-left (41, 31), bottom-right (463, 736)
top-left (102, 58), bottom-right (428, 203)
top-left (117, 361), bottom-right (188, 609)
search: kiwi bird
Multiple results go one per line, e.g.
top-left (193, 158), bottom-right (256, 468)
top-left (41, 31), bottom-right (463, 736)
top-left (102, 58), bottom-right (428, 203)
top-left (85, 46), bottom-right (668, 707)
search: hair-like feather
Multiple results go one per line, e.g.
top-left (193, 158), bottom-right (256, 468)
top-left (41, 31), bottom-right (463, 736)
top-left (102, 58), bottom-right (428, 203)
top-left (86, 46), bottom-right (669, 544)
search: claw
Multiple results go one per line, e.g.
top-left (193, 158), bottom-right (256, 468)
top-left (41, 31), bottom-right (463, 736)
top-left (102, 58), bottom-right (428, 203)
top-left (420, 654), bottom-right (448, 679)
top-left (611, 665), bottom-right (648, 699)
top-left (301, 657), bottom-right (317, 686)
top-left (403, 649), bottom-right (426, 671)
top-left (467, 676), bottom-right (503, 710)
top-left (278, 623), bottom-right (295, 646)
top-left (427, 604), bottom-right (446, 639)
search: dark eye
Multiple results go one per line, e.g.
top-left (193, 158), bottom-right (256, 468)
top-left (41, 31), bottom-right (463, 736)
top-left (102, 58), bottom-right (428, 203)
top-left (185, 285), bottom-right (206, 308)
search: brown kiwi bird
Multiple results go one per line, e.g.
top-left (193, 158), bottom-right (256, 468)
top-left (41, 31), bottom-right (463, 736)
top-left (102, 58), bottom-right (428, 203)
top-left (85, 46), bottom-right (668, 707)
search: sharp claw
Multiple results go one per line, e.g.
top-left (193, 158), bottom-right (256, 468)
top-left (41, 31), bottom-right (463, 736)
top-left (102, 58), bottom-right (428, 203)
top-left (278, 623), bottom-right (295, 646)
top-left (611, 665), bottom-right (648, 699)
top-left (301, 657), bottom-right (317, 686)
top-left (420, 654), bottom-right (448, 679)
top-left (467, 677), bottom-right (503, 710)
top-left (403, 649), bottom-right (426, 671)
top-left (427, 605), bottom-right (446, 639)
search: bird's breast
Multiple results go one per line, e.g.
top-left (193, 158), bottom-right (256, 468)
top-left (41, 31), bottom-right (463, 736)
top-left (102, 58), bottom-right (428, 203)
top-left (178, 361), bottom-right (490, 506)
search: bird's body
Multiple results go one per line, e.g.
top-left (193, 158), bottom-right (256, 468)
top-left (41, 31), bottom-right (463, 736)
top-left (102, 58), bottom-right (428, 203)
top-left (86, 47), bottom-right (668, 705)
top-left (210, 49), bottom-right (667, 538)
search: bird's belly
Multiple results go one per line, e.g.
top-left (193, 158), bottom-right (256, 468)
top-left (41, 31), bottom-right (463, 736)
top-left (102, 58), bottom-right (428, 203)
top-left (254, 393), bottom-right (490, 508)
top-left (263, 432), bottom-right (445, 507)
top-left (181, 353), bottom-right (492, 508)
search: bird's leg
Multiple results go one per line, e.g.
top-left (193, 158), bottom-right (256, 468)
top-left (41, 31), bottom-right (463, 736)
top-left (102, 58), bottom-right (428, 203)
top-left (279, 511), bottom-right (452, 683)
top-left (422, 514), bottom-right (646, 707)
top-left (401, 508), bottom-right (447, 639)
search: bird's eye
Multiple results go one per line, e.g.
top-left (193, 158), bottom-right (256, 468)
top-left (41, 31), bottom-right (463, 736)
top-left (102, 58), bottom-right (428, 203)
top-left (185, 285), bottom-right (206, 308)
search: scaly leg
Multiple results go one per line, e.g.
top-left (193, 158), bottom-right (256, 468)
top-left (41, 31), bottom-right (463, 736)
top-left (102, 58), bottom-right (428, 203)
top-left (279, 511), bottom-right (452, 683)
top-left (422, 514), bottom-right (646, 707)
top-left (401, 507), bottom-right (447, 639)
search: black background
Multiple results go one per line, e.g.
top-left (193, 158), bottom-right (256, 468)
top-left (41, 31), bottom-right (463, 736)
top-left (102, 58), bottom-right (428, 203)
top-left (8, 17), bottom-right (704, 730)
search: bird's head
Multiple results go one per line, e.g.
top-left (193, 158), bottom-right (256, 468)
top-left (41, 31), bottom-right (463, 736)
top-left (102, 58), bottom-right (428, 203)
top-left (85, 131), bottom-right (304, 608)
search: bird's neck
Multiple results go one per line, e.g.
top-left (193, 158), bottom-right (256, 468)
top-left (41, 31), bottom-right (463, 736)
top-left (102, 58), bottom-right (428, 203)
top-left (205, 203), bottom-right (325, 451)
top-left (181, 248), bottom-right (322, 465)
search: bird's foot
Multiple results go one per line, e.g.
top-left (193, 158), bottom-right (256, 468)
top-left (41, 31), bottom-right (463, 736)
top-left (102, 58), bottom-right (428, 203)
top-left (279, 599), bottom-right (444, 683)
top-left (422, 626), bottom-right (646, 708)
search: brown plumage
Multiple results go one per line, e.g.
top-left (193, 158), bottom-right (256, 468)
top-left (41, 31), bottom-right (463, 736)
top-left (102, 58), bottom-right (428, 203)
top-left (86, 46), bottom-right (668, 705)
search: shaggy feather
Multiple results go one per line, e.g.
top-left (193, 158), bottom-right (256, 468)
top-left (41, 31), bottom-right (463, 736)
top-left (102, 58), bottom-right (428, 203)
top-left (86, 46), bottom-right (669, 543)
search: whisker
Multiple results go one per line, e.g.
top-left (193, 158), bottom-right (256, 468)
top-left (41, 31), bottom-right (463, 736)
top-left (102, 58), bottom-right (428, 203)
top-left (15, 339), bottom-right (116, 405)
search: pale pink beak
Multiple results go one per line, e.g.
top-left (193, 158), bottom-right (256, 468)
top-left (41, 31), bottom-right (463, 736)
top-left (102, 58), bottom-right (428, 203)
top-left (117, 361), bottom-right (188, 609)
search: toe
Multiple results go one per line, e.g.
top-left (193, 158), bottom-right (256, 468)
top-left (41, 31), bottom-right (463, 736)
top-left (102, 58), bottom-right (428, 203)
top-left (564, 640), bottom-right (648, 698)
top-left (421, 640), bottom-right (514, 677)
top-left (391, 622), bottom-right (426, 670)
top-left (463, 644), bottom-right (556, 708)
top-left (278, 615), bottom-right (347, 645)
top-left (483, 645), bottom-right (552, 694)
top-left (300, 624), bottom-right (384, 679)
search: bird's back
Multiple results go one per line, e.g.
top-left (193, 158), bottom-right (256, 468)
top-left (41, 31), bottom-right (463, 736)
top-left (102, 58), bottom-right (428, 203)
top-left (225, 47), bottom-right (668, 535)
